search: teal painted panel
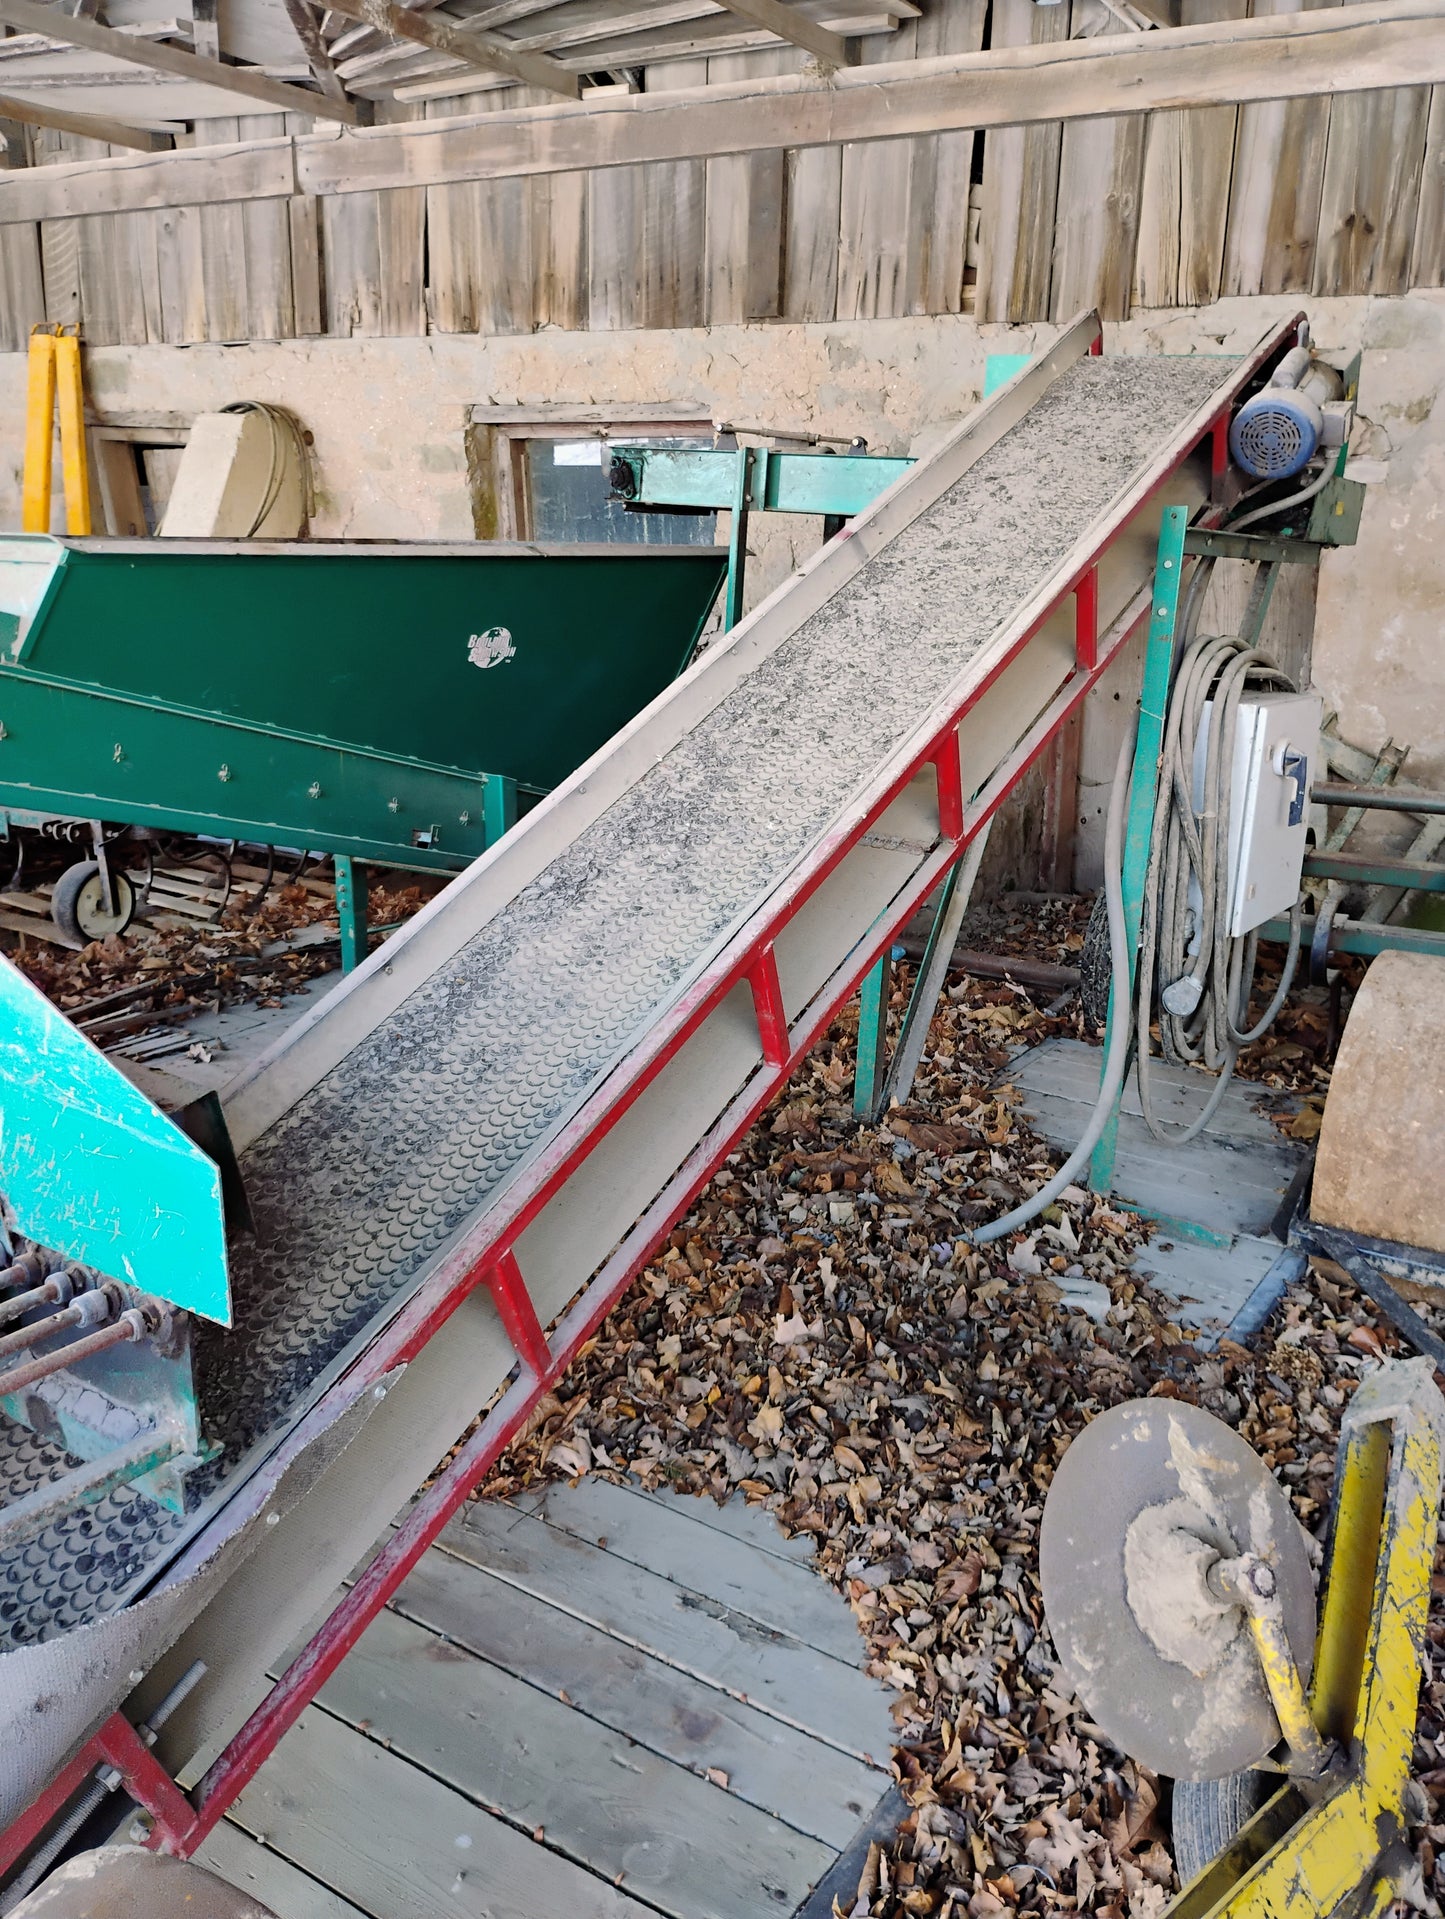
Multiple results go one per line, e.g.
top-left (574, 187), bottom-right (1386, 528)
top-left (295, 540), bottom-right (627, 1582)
top-left (0, 956), bottom-right (229, 1324)
top-left (613, 447), bottom-right (913, 516)
top-left (0, 673), bottom-right (495, 871)
top-left (984, 354), bottom-right (1032, 397)
top-left (0, 539), bottom-right (726, 797)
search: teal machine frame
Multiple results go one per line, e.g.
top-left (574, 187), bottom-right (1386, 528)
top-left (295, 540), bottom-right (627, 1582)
top-left (0, 536), bottom-right (727, 969)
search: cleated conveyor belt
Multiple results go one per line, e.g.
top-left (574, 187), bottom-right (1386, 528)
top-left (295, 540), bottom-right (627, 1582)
top-left (0, 317), bottom-right (1295, 1829)
top-left (0, 350), bottom-right (1228, 1648)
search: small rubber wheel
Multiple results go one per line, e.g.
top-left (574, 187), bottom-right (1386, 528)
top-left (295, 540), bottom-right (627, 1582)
top-left (1172, 1770), bottom-right (1277, 1884)
top-left (1080, 890), bottom-right (1113, 1031)
top-left (51, 859), bottom-right (136, 943)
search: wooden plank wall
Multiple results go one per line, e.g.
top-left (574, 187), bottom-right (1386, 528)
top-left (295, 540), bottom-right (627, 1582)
top-left (0, 0), bottom-right (1441, 350)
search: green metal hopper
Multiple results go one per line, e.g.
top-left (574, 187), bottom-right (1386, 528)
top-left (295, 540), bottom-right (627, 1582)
top-left (0, 536), bottom-right (727, 874)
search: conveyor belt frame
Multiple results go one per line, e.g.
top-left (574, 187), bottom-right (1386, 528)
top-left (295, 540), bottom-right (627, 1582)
top-left (0, 308), bottom-right (1307, 1877)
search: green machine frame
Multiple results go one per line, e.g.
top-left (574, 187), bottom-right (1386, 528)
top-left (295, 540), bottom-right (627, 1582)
top-left (0, 535), bottom-right (727, 966)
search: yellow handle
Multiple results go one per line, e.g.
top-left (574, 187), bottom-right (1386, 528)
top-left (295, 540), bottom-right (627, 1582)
top-left (22, 327), bottom-right (56, 534)
top-left (55, 330), bottom-right (91, 537)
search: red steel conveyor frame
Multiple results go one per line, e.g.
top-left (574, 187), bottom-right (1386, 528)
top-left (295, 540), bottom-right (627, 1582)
top-left (0, 313), bottom-right (1300, 1870)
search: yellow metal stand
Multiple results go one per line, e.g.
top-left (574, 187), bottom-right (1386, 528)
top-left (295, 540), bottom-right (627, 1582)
top-left (1171, 1359), bottom-right (1444, 1919)
top-left (22, 325), bottom-right (91, 536)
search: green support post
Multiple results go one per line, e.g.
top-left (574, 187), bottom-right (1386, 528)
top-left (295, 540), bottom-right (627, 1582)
top-left (724, 447), bottom-right (754, 631)
top-left (854, 949), bottom-right (892, 1122)
top-left (335, 854), bottom-right (367, 974)
top-left (484, 774), bottom-right (518, 846)
top-left (1089, 506), bottom-right (1190, 1197)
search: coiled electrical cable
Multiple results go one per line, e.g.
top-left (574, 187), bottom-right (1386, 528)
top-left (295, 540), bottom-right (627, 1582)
top-left (974, 556), bottom-right (1305, 1242)
top-left (1135, 628), bottom-right (1303, 1146)
top-left (218, 401), bottom-right (313, 536)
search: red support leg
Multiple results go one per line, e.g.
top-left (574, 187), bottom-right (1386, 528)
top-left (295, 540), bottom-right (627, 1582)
top-left (0, 1737), bottom-right (109, 1879)
top-left (1211, 416), bottom-right (1230, 501)
top-left (1074, 566), bottom-right (1099, 671)
top-left (95, 1716), bottom-right (199, 1853)
top-left (747, 946), bottom-right (790, 1068)
top-left (933, 730), bottom-right (964, 840)
top-left (485, 1250), bottom-right (551, 1378)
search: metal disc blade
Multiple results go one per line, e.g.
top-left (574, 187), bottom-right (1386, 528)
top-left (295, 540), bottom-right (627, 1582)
top-left (1040, 1397), bottom-right (1316, 1780)
top-left (13, 1847), bottom-right (279, 1917)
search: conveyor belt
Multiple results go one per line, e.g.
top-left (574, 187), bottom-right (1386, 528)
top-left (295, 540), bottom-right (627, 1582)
top-left (0, 350), bottom-right (1235, 1652)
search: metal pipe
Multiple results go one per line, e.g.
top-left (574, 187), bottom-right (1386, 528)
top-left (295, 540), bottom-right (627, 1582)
top-left (0, 1309), bottom-right (145, 1398)
top-left (0, 1284), bottom-right (112, 1362)
top-left (0, 1271), bottom-right (75, 1330)
top-left (0, 1254), bottom-right (47, 1294)
top-left (0, 1303), bottom-right (85, 1361)
top-left (1312, 783), bottom-right (1445, 817)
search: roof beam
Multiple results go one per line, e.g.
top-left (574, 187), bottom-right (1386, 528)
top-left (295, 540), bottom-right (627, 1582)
top-left (279, 0), bottom-right (354, 106)
top-left (705, 0), bottom-right (851, 66)
top-left (0, 87), bottom-right (169, 147)
top-left (0, 0), bottom-right (1439, 218)
top-left (0, 0), bottom-right (361, 120)
top-left (304, 0), bottom-right (1445, 188)
top-left (314, 0), bottom-right (581, 98)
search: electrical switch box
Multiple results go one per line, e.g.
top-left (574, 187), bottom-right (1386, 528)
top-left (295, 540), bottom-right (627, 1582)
top-left (1216, 692), bottom-right (1322, 937)
top-left (1189, 691), bottom-right (1320, 940)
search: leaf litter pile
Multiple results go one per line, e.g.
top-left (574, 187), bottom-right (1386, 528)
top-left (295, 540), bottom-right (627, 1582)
top-left (13, 870), bottom-right (433, 1052)
top-left (480, 954), bottom-right (1445, 1919)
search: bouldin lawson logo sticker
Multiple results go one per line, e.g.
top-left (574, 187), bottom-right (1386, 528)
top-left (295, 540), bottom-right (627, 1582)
top-left (467, 626), bottom-right (516, 670)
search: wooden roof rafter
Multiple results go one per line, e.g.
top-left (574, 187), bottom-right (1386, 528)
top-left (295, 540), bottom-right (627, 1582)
top-left (699, 0), bottom-right (851, 65)
top-left (0, 0), bottom-right (364, 121)
top-left (279, 0), bottom-right (353, 107)
top-left (315, 0), bottom-right (583, 96)
top-left (0, 84), bottom-right (168, 145)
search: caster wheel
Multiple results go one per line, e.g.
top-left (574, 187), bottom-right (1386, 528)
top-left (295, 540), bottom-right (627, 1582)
top-left (51, 859), bottom-right (136, 943)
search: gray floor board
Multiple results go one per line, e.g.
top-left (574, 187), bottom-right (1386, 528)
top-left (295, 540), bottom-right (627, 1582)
top-left (304, 1601), bottom-right (834, 1917)
top-left (441, 1503), bottom-right (892, 1763)
top-left (561, 1479), bottom-right (819, 1569)
top-left (1007, 1037), bottom-right (1296, 1143)
top-left (1129, 1231), bottom-right (1288, 1330)
top-left (388, 1547), bottom-right (882, 1849)
top-left (507, 1477), bottom-right (862, 1664)
top-left (197, 1822), bottom-right (371, 1918)
top-left (1016, 1085), bottom-right (1294, 1237)
top-left (228, 1708), bottom-right (662, 1919)
top-left (1006, 1037), bottom-right (1308, 1325)
top-left (1009, 1033), bottom-right (1304, 1241)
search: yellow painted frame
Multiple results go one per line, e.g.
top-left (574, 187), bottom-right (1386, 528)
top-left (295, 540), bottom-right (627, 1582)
top-left (1169, 1359), bottom-right (1445, 1919)
top-left (21, 324), bottom-right (91, 536)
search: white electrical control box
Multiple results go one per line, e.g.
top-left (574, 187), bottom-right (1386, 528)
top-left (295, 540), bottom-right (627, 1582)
top-left (1192, 691), bottom-right (1322, 938)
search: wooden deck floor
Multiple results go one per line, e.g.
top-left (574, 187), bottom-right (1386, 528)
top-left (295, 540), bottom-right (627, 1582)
top-left (1009, 1036), bottom-right (1307, 1334)
top-left (196, 1477), bottom-right (894, 1919)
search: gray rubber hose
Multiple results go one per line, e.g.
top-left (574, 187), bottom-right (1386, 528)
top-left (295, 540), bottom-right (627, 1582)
top-left (972, 725), bottom-right (1137, 1246)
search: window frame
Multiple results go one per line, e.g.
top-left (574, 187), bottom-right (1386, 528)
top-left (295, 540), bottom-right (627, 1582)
top-left (88, 421), bottom-right (191, 537)
top-left (466, 406), bottom-right (716, 542)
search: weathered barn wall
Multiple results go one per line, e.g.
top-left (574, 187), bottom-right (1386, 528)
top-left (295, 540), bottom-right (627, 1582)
top-left (0, 4), bottom-right (1441, 352)
top-left (0, 290), bottom-right (1438, 886)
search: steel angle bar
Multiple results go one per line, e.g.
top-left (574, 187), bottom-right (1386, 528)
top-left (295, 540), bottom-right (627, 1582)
top-left (867, 820), bottom-right (993, 1121)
